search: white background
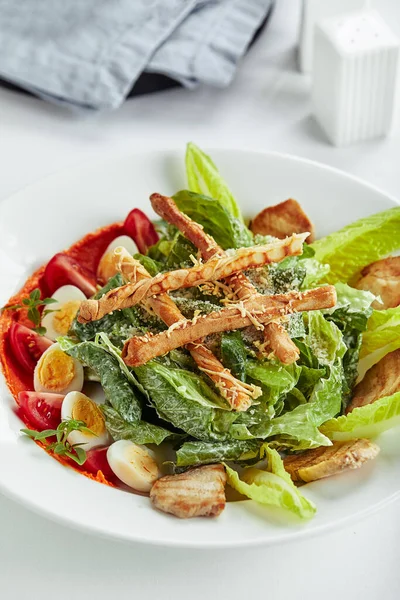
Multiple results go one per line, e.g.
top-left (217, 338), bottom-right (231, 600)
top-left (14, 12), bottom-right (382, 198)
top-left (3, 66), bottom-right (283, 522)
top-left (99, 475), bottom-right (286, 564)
top-left (0, 0), bottom-right (399, 597)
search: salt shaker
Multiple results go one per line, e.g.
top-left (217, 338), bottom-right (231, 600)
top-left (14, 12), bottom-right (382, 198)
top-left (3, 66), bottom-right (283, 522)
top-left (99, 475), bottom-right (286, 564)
top-left (299, 0), bottom-right (368, 73)
top-left (312, 9), bottom-right (399, 147)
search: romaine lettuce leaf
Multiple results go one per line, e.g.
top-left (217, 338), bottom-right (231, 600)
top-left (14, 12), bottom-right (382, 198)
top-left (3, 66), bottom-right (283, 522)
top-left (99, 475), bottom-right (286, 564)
top-left (358, 306), bottom-right (400, 379)
top-left (225, 446), bottom-right (316, 519)
top-left (296, 365), bottom-right (327, 398)
top-left (72, 274), bottom-right (143, 346)
top-left (221, 331), bottom-right (248, 382)
top-left (94, 332), bottom-right (148, 397)
top-left (134, 362), bottom-right (237, 441)
top-left (101, 405), bottom-right (175, 445)
top-left (176, 439), bottom-right (260, 467)
top-left (324, 284), bottom-right (375, 399)
top-left (305, 311), bottom-right (347, 366)
top-left (174, 296), bottom-right (222, 318)
top-left (133, 253), bottom-right (163, 276)
top-left (246, 361), bottom-right (301, 405)
top-left (320, 391), bottom-right (400, 440)
top-left (67, 342), bottom-right (143, 423)
top-left (165, 234), bottom-right (198, 269)
top-left (311, 207), bottom-right (400, 284)
top-left (146, 362), bottom-right (230, 410)
top-left (173, 190), bottom-right (253, 250)
top-left (268, 261), bottom-right (306, 293)
top-left (250, 365), bottom-right (343, 448)
top-left (328, 282), bottom-right (376, 317)
top-left (185, 142), bottom-right (244, 223)
top-left (287, 312), bottom-right (307, 339)
top-left (301, 258), bottom-right (330, 289)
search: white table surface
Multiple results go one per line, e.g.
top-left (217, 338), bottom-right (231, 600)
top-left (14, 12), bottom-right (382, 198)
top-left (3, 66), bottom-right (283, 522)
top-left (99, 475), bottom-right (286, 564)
top-left (1, 1), bottom-right (399, 598)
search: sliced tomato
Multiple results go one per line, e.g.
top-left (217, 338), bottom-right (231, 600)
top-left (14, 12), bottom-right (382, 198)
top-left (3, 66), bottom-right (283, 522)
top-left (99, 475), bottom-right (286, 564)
top-left (9, 323), bottom-right (53, 374)
top-left (18, 391), bottom-right (64, 431)
top-left (43, 253), bottom-right (97, 297)
top-left (84, 446), bottom-right (115, 479)
top-left (123, 208), bottom-right (159, 254)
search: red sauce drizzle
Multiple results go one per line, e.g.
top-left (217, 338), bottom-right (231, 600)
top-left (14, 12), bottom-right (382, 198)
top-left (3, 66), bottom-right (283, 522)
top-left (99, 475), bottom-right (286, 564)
top-left (0, 222), bottom-right (124, 487)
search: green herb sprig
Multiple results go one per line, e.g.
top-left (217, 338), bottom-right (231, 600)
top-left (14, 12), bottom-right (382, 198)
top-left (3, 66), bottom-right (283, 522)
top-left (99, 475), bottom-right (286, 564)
top-left (21, 419), bottom-right (94, 465)
top-left (2, 288), bottom-right (58, 335)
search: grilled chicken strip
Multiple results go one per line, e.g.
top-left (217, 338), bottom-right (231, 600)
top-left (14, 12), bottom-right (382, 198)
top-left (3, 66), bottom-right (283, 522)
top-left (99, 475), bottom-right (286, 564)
top-left (113, 247), bottom-right (259, 411)
top-left (355, 256), bottom-right (400, 309)
top-left (250, 198), bottom-right (315, 243)
top-left (347, 349), bottom-right (400, 413)
top-left (150, 464), bottom-right (227, 518)
top-left (283, 439), bottom-right (380, 484)
top-left (78, 233), bottom-right (307, 324)
top-left (122, 286), bottom-right (337, 366)
top-left (150, 193), bottom-right (300, 365)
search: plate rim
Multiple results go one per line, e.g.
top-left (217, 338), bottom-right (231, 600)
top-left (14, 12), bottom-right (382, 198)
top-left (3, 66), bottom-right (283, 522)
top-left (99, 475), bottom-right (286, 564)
top-left (0, 146), bottom-right (399, 548)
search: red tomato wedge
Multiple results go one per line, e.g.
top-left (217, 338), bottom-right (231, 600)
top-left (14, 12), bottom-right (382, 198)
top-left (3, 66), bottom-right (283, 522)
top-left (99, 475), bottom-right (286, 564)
top-left (9, 323), bottom-right (53, 374)
top-left (18, 391), bottom-right (64, 431)
top-left (84, 446), bottom-right (115, 479)
top-left (43, 253), bottom-right (97, 297)
top-left (123, 208), bottom-right (159, 254)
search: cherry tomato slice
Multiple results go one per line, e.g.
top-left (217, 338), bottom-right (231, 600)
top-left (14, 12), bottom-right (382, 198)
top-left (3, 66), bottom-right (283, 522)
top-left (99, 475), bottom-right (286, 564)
top-left (9, 323), bottom-right (53, 374)
top-left (18, 391), bottom-right (64, 431)
top-left (84, 446), bottom-right (115, 479)
top-left (43, 253), bottom-right (97, 297)
top-left (123, 208), bottom-right (159, 254)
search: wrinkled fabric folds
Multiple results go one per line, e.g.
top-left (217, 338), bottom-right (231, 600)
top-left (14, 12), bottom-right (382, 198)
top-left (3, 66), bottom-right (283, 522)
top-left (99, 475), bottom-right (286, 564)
top-left (0, 0), bottom-right (273, 110)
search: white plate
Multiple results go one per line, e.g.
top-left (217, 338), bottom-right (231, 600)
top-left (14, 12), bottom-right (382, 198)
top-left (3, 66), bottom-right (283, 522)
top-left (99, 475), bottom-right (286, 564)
top-left (0, 148), bottom-right (399, 548)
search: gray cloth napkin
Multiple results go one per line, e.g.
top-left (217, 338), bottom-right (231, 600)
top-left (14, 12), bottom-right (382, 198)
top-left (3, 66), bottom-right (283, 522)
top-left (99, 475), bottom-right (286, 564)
top-left (0, 0), bottom-right (273, 110)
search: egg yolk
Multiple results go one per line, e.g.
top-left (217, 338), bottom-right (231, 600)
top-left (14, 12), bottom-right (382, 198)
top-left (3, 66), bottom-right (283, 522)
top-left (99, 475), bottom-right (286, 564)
top-left (38, 349), bottom-right (75, 391)
top-left (71, 395), bottom-right (106, 436)
top-left (97, 251), bottom-right (120, 283)
top-left (52, 300), bottom-right (82, 335)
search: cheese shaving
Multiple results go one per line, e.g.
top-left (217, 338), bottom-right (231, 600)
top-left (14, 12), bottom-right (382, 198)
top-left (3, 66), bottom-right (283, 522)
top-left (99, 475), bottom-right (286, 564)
top-left (199, 367), bottom-right (262, 400)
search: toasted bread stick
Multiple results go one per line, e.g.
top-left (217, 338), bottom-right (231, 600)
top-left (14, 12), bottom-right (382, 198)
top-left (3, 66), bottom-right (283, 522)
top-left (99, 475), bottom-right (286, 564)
top-left (122, 286), bottom-right (337, 366)
top-left (150, 193), bottom-right (300, 364)
top-left (114, 248), bottom-right (259, 411)
top-left (78, 233), bottom-right (307, 324)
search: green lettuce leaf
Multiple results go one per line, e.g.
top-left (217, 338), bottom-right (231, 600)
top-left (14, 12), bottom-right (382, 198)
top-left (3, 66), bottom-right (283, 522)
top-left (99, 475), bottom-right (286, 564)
top-left (320, 391), bottom-right (400, 441)
top-left (147, 362), bottom-right (230, 410)
top-left (305, 311), bottom-right (347, 366)
top-left (174, 296), bottom-right (222, 318)
top-left (176, 439), bottom-right (260, 467)
top-left (185, 142), bottom-right (244, 222)
top-left (101, 405), bottom-right (175, 445)
top-left (358, 306), bottom-right (400, 379)
top-left (287, 312), bottom-right (307, 339)
top-left (225, 446), bottom-right (316, 519)
top-left (296, 365), bottom-right (327, 399)
top-left (221, 331), bottom-right (248, 382)
top-left (72, 274), bottom-right (143, 346)
top-left (67, 342), bottom-right (143, 423)
top-left (166, 234), bottom-right (198, 269)
top-left (173, 190), bottom-right (253, 250)
top-left (325, 283), bottom-right (375, 400)
top-left (250, 365), bottom-right (343, 448)
top-left (328, 282), bottom-right (376, 317)
top-left (246, 361), bottom-right (301, 406)
top-left (311, 207), bottom-right (400, 284)
top-left (134, 362), bottom-right (237, 441)
top-left (133, 253), bottom-right (163, 276)
top-left (301, 258), bottom-right (330, 289)
top-left (268, 261), bottom-right (306, 294)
